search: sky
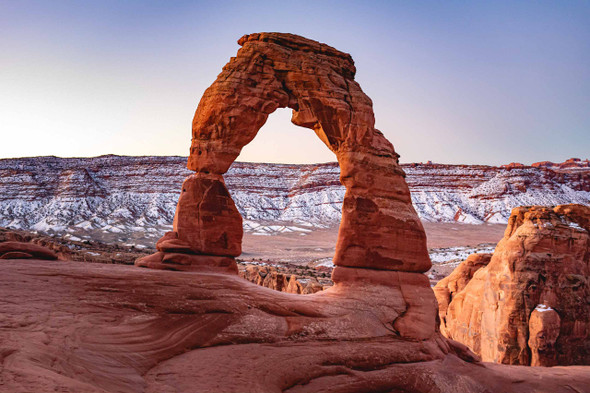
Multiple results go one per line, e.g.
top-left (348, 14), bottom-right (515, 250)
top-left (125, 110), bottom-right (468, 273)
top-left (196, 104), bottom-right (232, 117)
top-left (1, 1), bottom-right (589, 165)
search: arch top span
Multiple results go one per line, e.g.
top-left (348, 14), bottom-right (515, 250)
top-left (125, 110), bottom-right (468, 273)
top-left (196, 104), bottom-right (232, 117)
top-left (188, 32), bottom-right (395, 177)
top-left (138, 32), bottom-right (431, 277)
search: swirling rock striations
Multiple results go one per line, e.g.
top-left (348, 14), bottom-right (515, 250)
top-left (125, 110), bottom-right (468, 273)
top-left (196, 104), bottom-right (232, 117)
top-left (434, 203), bottom-right (590, 366)
top-left (2, 259), bottom-right (590, 392)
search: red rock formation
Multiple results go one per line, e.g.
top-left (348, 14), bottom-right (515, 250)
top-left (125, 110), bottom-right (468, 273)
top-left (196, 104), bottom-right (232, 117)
top-left (435, 204), bottom-right (590, 366)
top-left (433, 252), bottom-right (492, 333)
top-left (139, 32), bottom-right (430, 274)
top-left (501, 162), bottom-right (526, 169)
top-left (533, 158), bottom-right (590, 170)
top-left (528, 305), bottom-right (561, 367)
top-left (239, 265), bottom-right (324, 294)
top-left (2, 258), bottom-right (590, 392)
top-left (0, 241), bottom-right (58, 260)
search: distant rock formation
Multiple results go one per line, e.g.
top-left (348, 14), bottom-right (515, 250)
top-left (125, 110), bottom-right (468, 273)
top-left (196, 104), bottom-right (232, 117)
top-left (532, 157), bottom-right (590, 170)
top-left (0, 241), bottom-right (58, 260)
top-left (240, 265), bottom-right (323, 294)
top-left (434, 204), bottom-right (590, 366)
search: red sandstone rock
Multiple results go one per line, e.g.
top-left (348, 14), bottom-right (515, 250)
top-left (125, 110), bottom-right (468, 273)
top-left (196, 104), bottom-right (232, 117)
top-left (434, 253), bottom-right (492, 334)
top-left (0, 241), bottom-right (58, 260)
top-left (142, 32), bottom-right (430, 273)
top-left (155, 231), bottom-right (192, 253)
top-left (136, 251), bottom-right (238, 274)
top-left (1, 259), bottom-right (589, 392)
top-left (529, 305), bottom-right (561, 367)
top-left (140, 174), bottom-right (242, 273)
top-left (332, 266), bottom-right (437, 341)
top-left (172, 174), bottom-right (242, 257)
top-left (436, 204), bottom-right (590, 366)
top-left (240, 265), bottom-right (324, 294)
top-left (0, 251), bottom-right (34, 259)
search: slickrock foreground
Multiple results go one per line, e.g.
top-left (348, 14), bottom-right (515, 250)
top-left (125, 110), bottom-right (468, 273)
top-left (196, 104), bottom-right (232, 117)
top-left (435, 204), bottom-right (590, 366)
top-left (2, 259), bottom-right (590, 392)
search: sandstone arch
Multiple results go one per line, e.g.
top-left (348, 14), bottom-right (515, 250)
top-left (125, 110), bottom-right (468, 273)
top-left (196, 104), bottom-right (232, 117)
top-left (137, 32), bottom-right (430, 280)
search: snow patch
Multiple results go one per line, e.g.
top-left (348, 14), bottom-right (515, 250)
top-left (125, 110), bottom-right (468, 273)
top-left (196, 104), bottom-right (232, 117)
top-left (535, 304), bottom-right (554, 313)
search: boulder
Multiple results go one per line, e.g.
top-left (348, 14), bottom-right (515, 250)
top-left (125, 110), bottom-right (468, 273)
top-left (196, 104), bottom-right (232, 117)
top-left (0, 241), bottom-right (58, 260)
top-left (528, 305), bottom-right (561, 367)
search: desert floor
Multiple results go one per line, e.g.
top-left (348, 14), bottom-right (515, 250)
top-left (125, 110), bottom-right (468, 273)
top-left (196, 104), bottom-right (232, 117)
top-left (241, 222), bottom-right (506, 265)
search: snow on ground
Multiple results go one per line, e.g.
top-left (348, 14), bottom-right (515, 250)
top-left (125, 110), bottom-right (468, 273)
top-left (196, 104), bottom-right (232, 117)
top-left (428, 244), bottom-right (496, 266)
top-left (1, 157), bottom-right (588, 243)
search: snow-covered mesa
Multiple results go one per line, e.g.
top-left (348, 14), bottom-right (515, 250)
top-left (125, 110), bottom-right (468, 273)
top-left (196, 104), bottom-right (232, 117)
top-left (0, 156), bottom-right (588, 239)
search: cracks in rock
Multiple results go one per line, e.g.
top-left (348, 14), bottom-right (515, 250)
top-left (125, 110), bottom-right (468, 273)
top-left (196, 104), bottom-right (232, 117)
top-left (342, 77), bottom-right (355, 142)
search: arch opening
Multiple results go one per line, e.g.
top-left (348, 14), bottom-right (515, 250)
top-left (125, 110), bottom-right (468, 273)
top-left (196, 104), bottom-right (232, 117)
top-left (235, 108), bottom-right (335, 165)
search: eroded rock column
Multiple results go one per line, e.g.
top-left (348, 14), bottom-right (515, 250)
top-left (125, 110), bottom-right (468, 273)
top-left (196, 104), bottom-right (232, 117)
top-left (135, 173), bottom-right (241, 273)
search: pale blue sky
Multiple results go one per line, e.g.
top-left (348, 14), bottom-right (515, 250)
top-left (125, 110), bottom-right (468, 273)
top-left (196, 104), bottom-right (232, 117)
top-left (1, 1), bottom-right (589, 164)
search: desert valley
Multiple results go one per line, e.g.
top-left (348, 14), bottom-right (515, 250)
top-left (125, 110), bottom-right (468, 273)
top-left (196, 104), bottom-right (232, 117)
top-left (1, 155), bottom-right (587, 287)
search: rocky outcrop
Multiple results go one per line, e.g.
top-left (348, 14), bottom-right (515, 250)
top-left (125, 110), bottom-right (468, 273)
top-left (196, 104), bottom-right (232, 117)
top-left (0, 240), bottom-right (58, 260)
top-left (141, 32), bottom-right (430, 274)
top-left (434, 204), bottom-right (590, 366)
top-left (433, 253), bottom-right (492, 330)
top-left (0, 236), bottom-right (58, 260)
top-left (134, 31), bottom-right (446, 378)
top-left (528, 304), bottom-right (562, 367)
top-left (240, 265), bottom-right (323, 294)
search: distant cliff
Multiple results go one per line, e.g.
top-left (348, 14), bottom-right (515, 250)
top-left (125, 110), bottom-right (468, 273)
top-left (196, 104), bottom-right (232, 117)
top-left (0, 156), bottom-right (588, 241)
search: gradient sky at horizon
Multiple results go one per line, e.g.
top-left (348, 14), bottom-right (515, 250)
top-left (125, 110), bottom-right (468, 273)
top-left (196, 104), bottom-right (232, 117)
top-left (1, 1), bottom-right (589, 165)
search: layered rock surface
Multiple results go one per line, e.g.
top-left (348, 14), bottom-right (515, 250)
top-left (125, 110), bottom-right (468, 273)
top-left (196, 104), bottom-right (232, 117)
top-left (435, 204), bottom-right (590, 366)
top-left (1, 259), bottom-right (590, 392)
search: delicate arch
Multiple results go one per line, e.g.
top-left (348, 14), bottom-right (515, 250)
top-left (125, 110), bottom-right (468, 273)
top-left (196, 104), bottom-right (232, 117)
top-left (138, 32), bottom-right (430, 277)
